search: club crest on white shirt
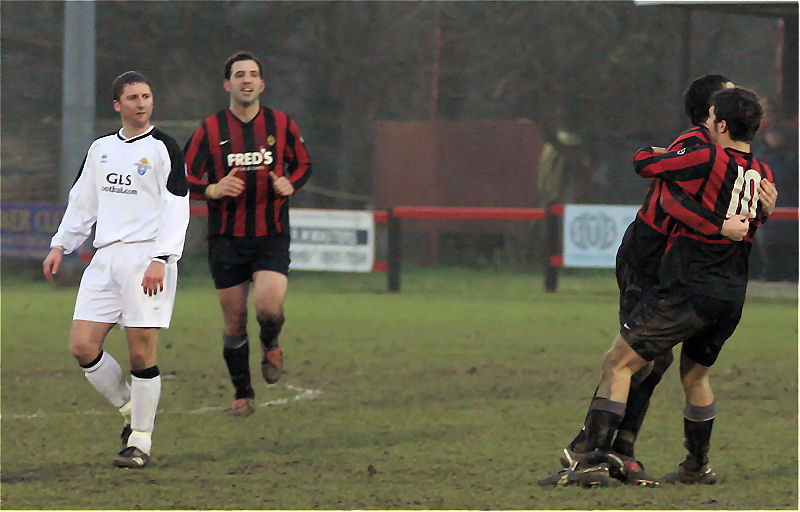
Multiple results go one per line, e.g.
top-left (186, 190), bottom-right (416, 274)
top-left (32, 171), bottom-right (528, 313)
top-left (136, 157), bottom-right (152, 175)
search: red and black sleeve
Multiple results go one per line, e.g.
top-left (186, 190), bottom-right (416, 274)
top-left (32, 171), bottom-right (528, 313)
top-left (634, 145), bottom-right (715, 186)
top-left (283, 116), bottom-right (312, 191)
top-left (659, 181), bottom-right (724, 236)
top-left (667, 125), bottom-right (712, 151)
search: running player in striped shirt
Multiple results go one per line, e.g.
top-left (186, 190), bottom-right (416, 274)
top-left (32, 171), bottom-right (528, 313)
top-left (184, 52), bottom-right (311, 416)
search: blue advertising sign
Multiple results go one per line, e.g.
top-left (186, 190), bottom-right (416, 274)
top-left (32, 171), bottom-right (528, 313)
top-left (563, 204), bottom-right (639, 268)
top-left (1, 202), bottom-right (66, 259)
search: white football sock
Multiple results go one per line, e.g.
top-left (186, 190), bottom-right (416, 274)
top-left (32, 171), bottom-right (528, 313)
top-left (128, 374), bottom-right (161, 455)
top-left (127, 431), bottom-right (152, 456)
top-left (82, 351), bottom-right (131, 408)
top-left (119, 401), bottom-right (132, 425)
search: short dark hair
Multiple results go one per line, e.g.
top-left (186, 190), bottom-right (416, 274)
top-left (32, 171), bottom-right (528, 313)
top-left (711, 87), bottom-right (764, 142)
top-left (224, 51), bottom-right (263, 79)
top-left (684, 74), bottom-right (731, 126)
top-left (112, 71), bottom-right (151, 101)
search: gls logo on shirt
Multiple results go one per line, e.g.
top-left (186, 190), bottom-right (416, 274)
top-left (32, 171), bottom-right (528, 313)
top-left (226, 147), bottom-right (273, 169)
top-left (106, 173), bottom-right (132, 185)
top-left (103, 173), bottom-right (138, 195)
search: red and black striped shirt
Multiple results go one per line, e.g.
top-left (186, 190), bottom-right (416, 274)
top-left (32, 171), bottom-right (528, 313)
top-left (616, 126), bottom-right (723, 278)
top-left (636, 125), bottom-right (721, 235)
top-left (634, 144), bottom-right (773, 299)
top-left (184, 106), bottom-right (311, 237)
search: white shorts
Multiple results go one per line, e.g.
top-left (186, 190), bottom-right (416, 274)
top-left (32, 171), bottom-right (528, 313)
top-left (73, 241), bottom-right (178, 328)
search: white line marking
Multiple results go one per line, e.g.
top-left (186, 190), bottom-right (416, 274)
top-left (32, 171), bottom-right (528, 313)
top-left (186, 383), bottom-right (322, 414)
top-left (2, 383), bottom-right (322, 420)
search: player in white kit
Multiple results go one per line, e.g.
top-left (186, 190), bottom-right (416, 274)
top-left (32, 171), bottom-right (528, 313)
top-left (43, 71), bottom-right (190, 468)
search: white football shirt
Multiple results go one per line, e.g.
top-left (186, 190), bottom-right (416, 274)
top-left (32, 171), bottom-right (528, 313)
top-left (51, 126), bottom-right (190, 263)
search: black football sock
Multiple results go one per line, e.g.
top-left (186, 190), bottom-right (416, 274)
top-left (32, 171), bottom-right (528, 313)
top-left (569, 386), bottom-right (599, 453)
top-left (613, 376), bottom-right (658, 457)
top-left (683, 402), bottom-right (715, 470)
top-left (613, 353), bottom-right (674, 457)
top-left (223, 334), bottom-right (254, 400)
top-left (612, 430), bottom-right (636, 458)
top-left (257, 313), bottom-right (284, 352)
top-left (584, 398), bottom-right (626, 452)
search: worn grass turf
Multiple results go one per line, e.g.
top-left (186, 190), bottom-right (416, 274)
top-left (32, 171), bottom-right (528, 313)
top-left (1, 267), bottom-right (797, 509)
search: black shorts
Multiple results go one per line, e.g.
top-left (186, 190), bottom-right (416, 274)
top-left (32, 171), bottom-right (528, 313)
top-left (620, 286), bottom-right (743, 367)
top-left (615, 256), bottom-right (658, 328)
top-left (208, 235), bottom-right (291, 289)
top-left (615, 219), bottom-right (665, 328)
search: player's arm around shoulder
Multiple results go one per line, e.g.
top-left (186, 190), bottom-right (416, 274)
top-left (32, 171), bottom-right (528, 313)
top-left (659, 181), bottom-right (725, 237)
top-left (632, 146), bottom-right (668, 175)
top-left (633, 143), bottom-right (714, 181)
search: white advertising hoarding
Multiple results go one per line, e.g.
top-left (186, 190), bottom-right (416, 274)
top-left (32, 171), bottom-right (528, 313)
top-left (289, 209), bottom-right (375, 272)
top-left (563, 204), bottom-right (639, 268)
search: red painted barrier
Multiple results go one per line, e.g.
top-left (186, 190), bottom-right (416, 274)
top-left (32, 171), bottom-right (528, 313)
top-left (770, 207), bottom-right (798, 220)
top-left (187, 204), bottom-right (798, 292)
top-left (384, 205), bottom-right (558, 292)
top-left (56, 204), bottom-right (800, 279)
top-left (373, 210), bottom-right (389, 223)
top-left (391, 206), bottom-right (545, 221)
top-left (192, 204), bottom-right (797, 222)
top-left (190, 204), bottom-right (209, 217)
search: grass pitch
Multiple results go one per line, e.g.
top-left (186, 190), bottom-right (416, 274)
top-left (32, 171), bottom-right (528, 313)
top-left (1, 265), bottom-right (797, 510)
